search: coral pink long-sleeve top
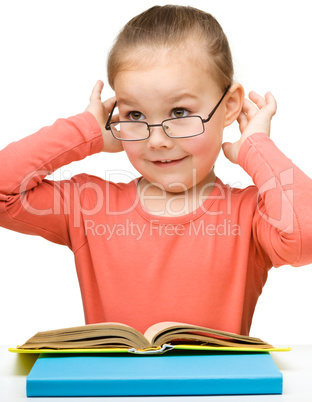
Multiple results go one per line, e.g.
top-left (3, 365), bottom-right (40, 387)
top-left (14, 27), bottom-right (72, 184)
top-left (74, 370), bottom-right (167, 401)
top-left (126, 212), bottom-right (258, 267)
top-left (0, 112), bottom-right (311, 335)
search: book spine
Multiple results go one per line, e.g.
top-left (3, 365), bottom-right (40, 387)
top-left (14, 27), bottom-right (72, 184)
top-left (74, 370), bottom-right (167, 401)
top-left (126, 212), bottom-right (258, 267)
top-left (27, 376), bottom-right (283, 397)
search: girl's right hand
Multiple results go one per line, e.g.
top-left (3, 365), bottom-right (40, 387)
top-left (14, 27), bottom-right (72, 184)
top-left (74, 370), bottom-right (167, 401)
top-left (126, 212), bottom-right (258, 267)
top-left (85, 80), bottom-right (124, 153)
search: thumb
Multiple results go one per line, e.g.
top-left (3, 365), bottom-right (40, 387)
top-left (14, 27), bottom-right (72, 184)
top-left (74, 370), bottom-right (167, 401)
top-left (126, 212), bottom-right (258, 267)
top-left (222, 141), bottom-right (238, 164)
top-left (89, 80), bottom-right (104, 102)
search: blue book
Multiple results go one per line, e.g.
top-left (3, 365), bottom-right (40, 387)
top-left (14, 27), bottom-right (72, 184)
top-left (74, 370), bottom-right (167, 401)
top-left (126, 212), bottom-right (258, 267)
top-left (26, 351), bottom-right (283, 397)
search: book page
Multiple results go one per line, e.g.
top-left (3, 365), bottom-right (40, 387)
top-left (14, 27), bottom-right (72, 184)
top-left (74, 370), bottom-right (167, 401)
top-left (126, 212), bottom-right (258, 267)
top-left (143, 322), bottom-right (272, 348)
top-left (18, 322), bottom-right (151, 350)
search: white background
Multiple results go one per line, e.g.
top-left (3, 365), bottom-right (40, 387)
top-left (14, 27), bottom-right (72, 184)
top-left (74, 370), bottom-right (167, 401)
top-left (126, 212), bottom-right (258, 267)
top-left (0, 0), bottom-right (311, 346)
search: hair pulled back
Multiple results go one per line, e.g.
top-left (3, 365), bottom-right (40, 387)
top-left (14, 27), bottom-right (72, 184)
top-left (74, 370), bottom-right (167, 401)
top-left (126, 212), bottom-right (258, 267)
top-left (107, 5), bottom-right (233, 91)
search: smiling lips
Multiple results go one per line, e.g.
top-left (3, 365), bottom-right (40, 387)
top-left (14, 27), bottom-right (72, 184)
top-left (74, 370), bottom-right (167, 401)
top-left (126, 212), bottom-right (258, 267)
top-left (151, 156), bottom-right (187, 167)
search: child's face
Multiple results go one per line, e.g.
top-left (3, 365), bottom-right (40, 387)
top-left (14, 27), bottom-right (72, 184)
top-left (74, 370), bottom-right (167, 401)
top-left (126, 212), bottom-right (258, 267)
top-left (113, 46), bottom-right (227, 194)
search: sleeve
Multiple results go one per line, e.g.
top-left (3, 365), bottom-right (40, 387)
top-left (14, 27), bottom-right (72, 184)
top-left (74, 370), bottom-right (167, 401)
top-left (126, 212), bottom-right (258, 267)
top-left (0, 111), bottom-right (103, 250)
top-left (238, 132), bottom-right (312, 267)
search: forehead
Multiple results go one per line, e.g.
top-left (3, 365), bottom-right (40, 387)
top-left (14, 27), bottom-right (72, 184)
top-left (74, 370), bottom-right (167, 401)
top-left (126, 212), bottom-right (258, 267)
top-left (113, 46), bottom-right (217, 104)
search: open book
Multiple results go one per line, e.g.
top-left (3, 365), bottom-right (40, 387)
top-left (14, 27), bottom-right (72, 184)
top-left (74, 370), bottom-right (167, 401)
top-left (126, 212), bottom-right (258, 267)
top-left (17, 321), bottom-right (275, 352)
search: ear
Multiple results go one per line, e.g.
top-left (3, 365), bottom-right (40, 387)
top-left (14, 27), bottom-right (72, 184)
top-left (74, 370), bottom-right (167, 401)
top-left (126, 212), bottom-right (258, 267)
top-left (223, 83), bottom-right (244, 127)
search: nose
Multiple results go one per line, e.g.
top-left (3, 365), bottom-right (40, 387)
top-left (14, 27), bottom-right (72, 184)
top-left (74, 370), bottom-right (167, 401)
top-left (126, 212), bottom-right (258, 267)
top-left (147, 125), bottom-right (174, 149)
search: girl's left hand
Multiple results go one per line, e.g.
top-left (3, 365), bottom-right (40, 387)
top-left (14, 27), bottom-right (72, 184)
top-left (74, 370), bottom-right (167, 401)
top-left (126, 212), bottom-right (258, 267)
top-left (222, 91), bottom-right (277, 164)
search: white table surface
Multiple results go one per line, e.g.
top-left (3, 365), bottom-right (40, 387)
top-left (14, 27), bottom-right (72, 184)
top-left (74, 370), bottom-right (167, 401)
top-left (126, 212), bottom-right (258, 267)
top-left (1, 345), bottom-right (312, 401)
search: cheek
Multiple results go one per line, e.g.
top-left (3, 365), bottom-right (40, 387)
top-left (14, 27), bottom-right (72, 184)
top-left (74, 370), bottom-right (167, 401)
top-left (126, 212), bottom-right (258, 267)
top-left (121, 142), bottom-right (144, 167)
top-left (184, 131), bottom-right (222, 160)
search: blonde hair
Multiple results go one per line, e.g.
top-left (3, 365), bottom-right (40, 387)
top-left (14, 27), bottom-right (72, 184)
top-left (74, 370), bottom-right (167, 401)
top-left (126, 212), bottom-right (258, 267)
top-left (107, 5), bottom-right (233, 91)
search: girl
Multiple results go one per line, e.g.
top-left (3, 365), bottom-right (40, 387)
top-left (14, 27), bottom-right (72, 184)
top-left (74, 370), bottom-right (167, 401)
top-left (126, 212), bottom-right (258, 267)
top-left (1, 5), bottom-right (311, 337)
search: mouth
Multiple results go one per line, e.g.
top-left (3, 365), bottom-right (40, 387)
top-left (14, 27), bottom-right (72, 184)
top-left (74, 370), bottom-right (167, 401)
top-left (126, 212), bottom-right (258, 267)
top-left (151, 156), bottom-right (188, 168)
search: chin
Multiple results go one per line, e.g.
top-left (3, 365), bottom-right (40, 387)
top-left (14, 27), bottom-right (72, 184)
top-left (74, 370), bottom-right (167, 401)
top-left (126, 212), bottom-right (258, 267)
top-left (158, 177), bottom-right (197, 194)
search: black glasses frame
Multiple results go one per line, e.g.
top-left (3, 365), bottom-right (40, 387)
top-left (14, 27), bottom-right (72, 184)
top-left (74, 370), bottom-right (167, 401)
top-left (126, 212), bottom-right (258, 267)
top-left (105, 85), bottom-right (230, 141)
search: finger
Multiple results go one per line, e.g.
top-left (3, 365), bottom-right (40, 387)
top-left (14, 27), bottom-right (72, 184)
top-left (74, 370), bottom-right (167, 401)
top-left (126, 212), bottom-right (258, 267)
top-left (89, 80), bottom-right (104, 102)
top-left (103, 96), bottom-right (119, 123)
top-left (237, 111), bottom-right (248, 132)
top-left (249, 91), bottom-right (266, 109)
top-left (264, 92), bottom-right (277, 116)
top-left (110, 113), bottom-right (120, 124)
top-left (242, 98), bottom-right (258, 119)
top-left (103, 95), bottom-right (117, 110)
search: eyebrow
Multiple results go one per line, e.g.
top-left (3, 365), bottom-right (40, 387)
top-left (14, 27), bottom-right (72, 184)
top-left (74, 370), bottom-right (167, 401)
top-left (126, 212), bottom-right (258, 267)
top-left (117, 93), bottom-right (200, 108)
top-left (166, 93), bottom-right (200, 103)
top-left (116, 98), bottom-right (137, 107)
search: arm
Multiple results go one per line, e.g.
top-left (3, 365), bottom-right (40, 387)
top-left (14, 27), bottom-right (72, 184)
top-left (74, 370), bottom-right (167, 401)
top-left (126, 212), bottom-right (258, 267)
top-left (0, 112), bottom-right (103, 248)
top-left (223, 91), bottom-right (312, 267)
top-left (0, 81), bottom-right (121, 249)
top-left (239, 132), bottom-right (312, 267)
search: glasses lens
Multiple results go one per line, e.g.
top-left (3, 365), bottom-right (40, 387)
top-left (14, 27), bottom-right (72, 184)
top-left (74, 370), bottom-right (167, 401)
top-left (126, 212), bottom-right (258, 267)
top-left (163, 116), bottom-right (204, 137)
top-left (110, 122), bottom-right (149, 140)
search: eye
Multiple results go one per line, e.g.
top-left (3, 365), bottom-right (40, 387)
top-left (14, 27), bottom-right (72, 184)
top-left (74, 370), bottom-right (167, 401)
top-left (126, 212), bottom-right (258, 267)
top-left (171, 108), bottom-right (190, 119)
top-left (128, 111), bottom-right (145, 121)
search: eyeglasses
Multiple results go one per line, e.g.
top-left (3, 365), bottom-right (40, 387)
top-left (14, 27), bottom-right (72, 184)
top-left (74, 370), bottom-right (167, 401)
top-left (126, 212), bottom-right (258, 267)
top-left (105, 85), bottom-right (230, 141)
